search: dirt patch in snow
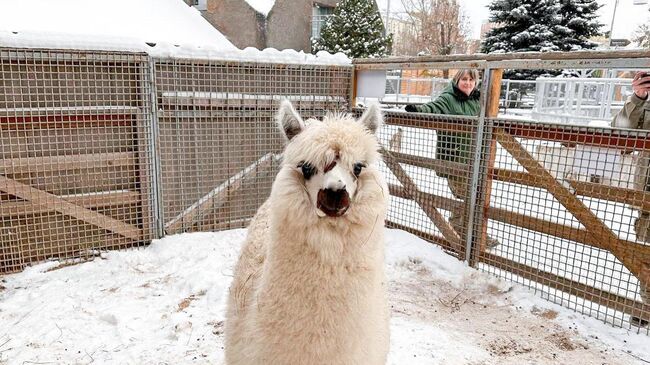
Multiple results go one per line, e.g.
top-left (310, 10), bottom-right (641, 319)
top-left (388, 258), bottom-right (642, 365)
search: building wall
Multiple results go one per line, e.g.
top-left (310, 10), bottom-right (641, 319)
top-left (200, 0), bottom-right (339, 52)
top-left (203, 0), bottom-right (265, 49)
top-left (267, 0), bottom-right (338, 52)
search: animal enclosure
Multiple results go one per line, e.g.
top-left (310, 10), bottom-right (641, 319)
top-left (1, 46), bottom-right (649, 333)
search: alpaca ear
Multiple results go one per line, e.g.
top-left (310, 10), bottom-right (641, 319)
top-left (358, 102), bottom-right (383, 134)
top-left (276, 100), bottom-right (305, 141)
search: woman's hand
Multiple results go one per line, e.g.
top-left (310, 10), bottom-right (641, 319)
top-left (632, 71), bottom-right (650, 100)
top-left (404, 104), bottom-right (418, 112)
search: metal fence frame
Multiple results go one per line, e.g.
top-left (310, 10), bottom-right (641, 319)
top-left (2, 47), bottom-right (650, 332)
top-left (354, 49), bottom-right (650, 332)
top-left (0, 47), bottom-right (353, 273)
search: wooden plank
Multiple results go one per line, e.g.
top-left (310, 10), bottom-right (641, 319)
top-left (353, 49), bottom-right (650, 64)
top-left (381, 148), bottom-right (464, 252)
top-left (0, 152), bottom-right (135, 174)
top-left (385, 150), bottom-right (650, 212)
top-left (391, 152), bottom-right (469, 177)
top-left (479, 252), bottom-right (650, 321)
top-left (381, 111), bottom-right (650, 151)
top-left (495, 122), bottom-right (650, 151)
top-left (389, 183), bottom-right (461, 211)
top-left (165, 153), bottom-right (278, 234)
top-left (0, 114), bottom-right (133, 130)
top-left (384, 113), bottom-right (475, 133)
top-left (492, 168), bottom-right (650, 213)
top-left (350, 68), bottom-right (358, 108)
top-left (0, 191), bottom-right (139, 218)
top-left (486, 69), bottom-right (503, 118)
top-left (0, 175), bottom-right (141, 241)
top-left (0, 106), bottom-right (139, 117)
top-left (494, 128), bottom-right (650, 280)
top-left (391, 183), bottom-right (650, 260)
top-left (488, 207), bottom-right (650, 259)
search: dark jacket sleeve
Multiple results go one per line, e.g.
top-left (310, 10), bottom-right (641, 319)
top-left (415, 94), bottom-right (452, 114)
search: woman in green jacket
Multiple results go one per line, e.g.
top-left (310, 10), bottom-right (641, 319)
top-left (405, 68), bottom-right (499, 249)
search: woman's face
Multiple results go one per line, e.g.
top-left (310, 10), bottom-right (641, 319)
top-left (457, 72), bottom-right (476, 96)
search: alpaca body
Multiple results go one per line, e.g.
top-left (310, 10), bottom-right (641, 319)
top-left (225, 102), bottom-right (389, 365)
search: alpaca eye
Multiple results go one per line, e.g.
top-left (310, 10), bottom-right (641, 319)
top-left (298, 161), bottom-right (316, 180)
top-left (353, 162), bottom-right (366, 177)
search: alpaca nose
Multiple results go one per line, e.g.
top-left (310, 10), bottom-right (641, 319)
top-left (317, 188), bottom-right (350, 217)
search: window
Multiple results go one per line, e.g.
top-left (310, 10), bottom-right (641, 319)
top-left (311, 4), bottom-right (334, 40)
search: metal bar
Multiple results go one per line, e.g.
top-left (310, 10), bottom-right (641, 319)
top-left (148, 60), bottom-right (164, 239)
top-left (463, 66), bottom-right (492, 263)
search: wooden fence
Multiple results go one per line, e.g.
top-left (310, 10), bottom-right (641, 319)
top-left (354, 49), bottom-right (650, 330)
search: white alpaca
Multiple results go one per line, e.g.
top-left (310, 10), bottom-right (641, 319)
top-left (224, 100), bottom-right (390, 365)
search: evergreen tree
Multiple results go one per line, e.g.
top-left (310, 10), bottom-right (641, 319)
top-left (312, 0), bottom-right (392, 58)
top-left (555, 0), bottom-right (602, 51)
top-left (481, 0), bottom-right (602, 79)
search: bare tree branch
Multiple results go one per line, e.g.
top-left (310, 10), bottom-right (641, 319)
top-left (393, 0), bottom-right (469, 56)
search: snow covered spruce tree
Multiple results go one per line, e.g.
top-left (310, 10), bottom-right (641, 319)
top-left (312, 0), bottom-right (392, 58)
top-left (481, 0), bottom-right (602, 79)
top-left (555, 0), bottom-right (602, 51)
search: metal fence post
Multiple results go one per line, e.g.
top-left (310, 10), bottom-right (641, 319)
top-left (464, 68), bottom-right (502, 265)
top-left (463, 67), bottom-right (492, 264)
top-left (147, 58), bottom-right (165, 239)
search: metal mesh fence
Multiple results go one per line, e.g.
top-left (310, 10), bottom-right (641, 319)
top-left (475, 119), bottom-right (650, 333)
top-left (0, 48), bottom-right (352, 273)
top-left (0, 48), bottom-right (155, 273)
top-left (376, 111), bottom-right (479, 260)
top-left (154, 59), bottom-right (352, 234)
top-left (373, 105), bottom-right (649, 333)
top-left (2, 46), bottom-right (649, 333)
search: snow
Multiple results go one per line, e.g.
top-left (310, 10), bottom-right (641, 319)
top-left (244, 0), bottom-right (276, 17)
top-left (1, 229), bottom-right (648, 364)
top-left (0, 0), bottom-right (351, 65)
top-left (0, 0), bottom-right (236, 51)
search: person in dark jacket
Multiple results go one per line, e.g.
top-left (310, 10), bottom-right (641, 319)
top-left (405, 69), bottom-right (499, 249)
top-left (612, 70), bottom-right (650, 328)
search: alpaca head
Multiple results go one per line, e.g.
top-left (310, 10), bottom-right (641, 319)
top-left (275, 100), bottom-right (385, 220)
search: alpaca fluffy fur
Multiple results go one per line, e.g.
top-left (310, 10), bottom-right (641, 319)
top-left (224, 102), bottom-right (390, 365)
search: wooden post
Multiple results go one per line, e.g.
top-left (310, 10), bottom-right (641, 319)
top-left (477, 68), bottom-right (503, 255)
top-left (349, 68), bottom-right (358, 109)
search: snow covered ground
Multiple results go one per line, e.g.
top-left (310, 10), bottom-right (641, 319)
top-left (0, 229), bottom-right (648, 365)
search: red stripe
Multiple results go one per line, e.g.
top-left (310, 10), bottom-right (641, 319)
top-left (499, 124), bottom-right (650, 151)
top-left (0, 114), bottom-right (134, 130)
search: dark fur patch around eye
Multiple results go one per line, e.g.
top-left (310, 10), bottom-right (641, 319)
top-left (298, 161), bottom-right (317, 180)
top-left (353, 162), bottom-right (366, 177)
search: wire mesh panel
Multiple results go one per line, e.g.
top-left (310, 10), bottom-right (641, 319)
top-left (0, 48), bottom-right (155, 273)
top-left (473, 119), bottom-right (650, 333)
top-left (154, 58), bottom-right (352, 235)
top-left (373, 110), bottom-right (480, 260)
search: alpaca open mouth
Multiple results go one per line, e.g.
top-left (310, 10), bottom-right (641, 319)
top-left (317, 203), bottom-right (349, 217)
top-left (317, 189), bottom-right (350, 217)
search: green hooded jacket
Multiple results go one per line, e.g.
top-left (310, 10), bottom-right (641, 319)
top-left (414, 81), bottom-right (480, 177)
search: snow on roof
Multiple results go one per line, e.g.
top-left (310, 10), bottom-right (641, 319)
top-left (245, 0), bottom-right (276, 17)
top-left (0, 0), bottom-right (350, 66)
top-left (0, 0), bottom-right (237, 51)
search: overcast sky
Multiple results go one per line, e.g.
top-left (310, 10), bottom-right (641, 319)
top-left (376, 0), bottom-right (650, 40)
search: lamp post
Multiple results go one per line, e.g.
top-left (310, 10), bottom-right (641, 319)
top-left (608, 0), bottom-right (619, 47)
